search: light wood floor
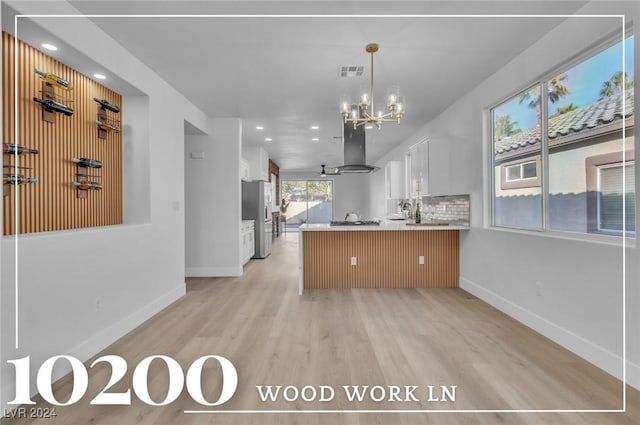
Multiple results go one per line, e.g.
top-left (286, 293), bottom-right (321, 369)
top-left (3, 233), bottom-right (638, 424)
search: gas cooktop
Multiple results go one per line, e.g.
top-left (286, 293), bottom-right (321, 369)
top-left (330, 220), bottom-right (380, 226)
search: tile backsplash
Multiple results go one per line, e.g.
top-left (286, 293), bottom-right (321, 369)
top-left (421, 194), bottom-right (470, 226)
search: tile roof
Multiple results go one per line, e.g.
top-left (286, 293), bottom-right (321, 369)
top-left (495, 89), bottom-right (634, 155)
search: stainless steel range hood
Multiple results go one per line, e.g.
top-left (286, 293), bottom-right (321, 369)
top-left (337, 125), bottom-right (379, 174)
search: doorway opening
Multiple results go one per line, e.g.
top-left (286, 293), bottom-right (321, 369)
top-left (281, 180), bottom-right (334, 231)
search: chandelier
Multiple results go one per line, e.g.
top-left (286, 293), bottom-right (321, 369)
top-left (340, 43), bottom-right (405, 129)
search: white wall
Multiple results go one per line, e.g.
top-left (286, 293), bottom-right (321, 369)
top-left (185, 118), bottom-right (242, 277)
top-left (369, 3), bottom-right (639, 388)
top-left (1, 1), bottom-right (209, 408)
top-left (280, 172), bottom-right (371, 220)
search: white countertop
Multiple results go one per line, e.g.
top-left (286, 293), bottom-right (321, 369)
top-left (299, 222), bottom-right (469, 231)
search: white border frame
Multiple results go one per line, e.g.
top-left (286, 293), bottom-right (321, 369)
top-left (11, 12), bottom-right (628, 416)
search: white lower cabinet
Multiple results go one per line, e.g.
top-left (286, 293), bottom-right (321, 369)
top-left (241, 220), bottom-right (255, 265)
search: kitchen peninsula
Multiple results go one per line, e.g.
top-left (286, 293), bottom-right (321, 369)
top-left (298, 222), bottom-right (468, 294)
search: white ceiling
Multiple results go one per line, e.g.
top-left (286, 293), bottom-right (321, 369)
top-left (12, 1), bottom-right (590, 171)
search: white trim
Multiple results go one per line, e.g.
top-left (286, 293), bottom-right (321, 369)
top-left (67, 283), bottom-right (185, 363)
top-left (185, 266), bottom-right (242, 277)
top-left (486, 224), bottom-right (636, 248)
top-left (460, 277), bottom-right (639, 390)
top-left (1, 284), bottom-right (186, 411)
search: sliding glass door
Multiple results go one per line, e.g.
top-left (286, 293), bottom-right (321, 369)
top-left (281, 180), bottom-right (333, 230)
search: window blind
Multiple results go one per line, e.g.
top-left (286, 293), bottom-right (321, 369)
top-left (599, 162), bottom-right (635, 232)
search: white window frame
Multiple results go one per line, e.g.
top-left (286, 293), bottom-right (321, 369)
top-left (488, 33), bottom-right (635, 243)
top-left (505, 160), bottom-right (538, 182)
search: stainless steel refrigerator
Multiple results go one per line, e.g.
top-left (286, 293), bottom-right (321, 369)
top-left (242, 180), bottom-right (273, 258)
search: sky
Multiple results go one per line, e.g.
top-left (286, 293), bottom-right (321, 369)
top-left (494, 35), bottom-right (634, 132)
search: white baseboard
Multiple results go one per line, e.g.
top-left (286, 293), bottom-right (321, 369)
top-left (460, 276), bottom-right (640, 390)
top-left (1, 283), bottom-right (186, 413)
top-left (66, 283), bottom-right (186, 364)
top-left (185, 266), bottom-right (242, 277)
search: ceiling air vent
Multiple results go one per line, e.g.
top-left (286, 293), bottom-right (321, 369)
top-left (339, 65), bottom-right (364, 78)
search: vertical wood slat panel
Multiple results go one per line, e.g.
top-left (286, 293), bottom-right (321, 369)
top-left (2, 32), bottom-right (122, 235)
top-left (303, 230), bottom-right (459, 289)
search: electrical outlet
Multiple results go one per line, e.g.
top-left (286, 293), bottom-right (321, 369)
top-left (536, 282), bottom-right (543, 297)
top-left (419, 255), bottom-right (425, 265)
top-left (350, 256), bottom-right (357, 266)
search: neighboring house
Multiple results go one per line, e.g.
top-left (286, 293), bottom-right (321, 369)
top-left (494, 89), bottom-right (635, 234)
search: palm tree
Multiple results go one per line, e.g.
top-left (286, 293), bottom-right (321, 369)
top-left (556, 103), bottom-right (578, 115)
top-left (547, 74), bottom-right (571, 102)
top-left (494, 115), bottom-right (521, 140)
top-left (600, 71), bottom-right (634, 98)
top-left (519, 73), bottom-right (570, 120)
top-left (599, 80), bottom-right (615, 98)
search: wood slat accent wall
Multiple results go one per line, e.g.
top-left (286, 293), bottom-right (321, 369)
top-left (268, 159), bottom-right (280, 204)
top-left (2, 32), bottom-right (123, 235)
top-left (303, 230), bottom-right (459, 289)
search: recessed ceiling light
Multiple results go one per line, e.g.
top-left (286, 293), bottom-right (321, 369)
top-left (312, 138), bottom-right (319, 142)
top-left (265, 138), bottom-right (273, 142)
top-left (94, 73), bottom-right (106, 80)
top-left (256, 126), bottom-right (264, 130)
top-left (365, 125), bottom-right (374, 130)
top-left (310, 125), bottom-right (319, 130)
top-left (41, 43), bottom-right (58, 51)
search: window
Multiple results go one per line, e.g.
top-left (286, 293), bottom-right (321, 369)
top-left (281, 180), bottom-right (334, 230)
top-left (492, 86), bottom-right (542, 230)
top-left (501, 158), bottom-right (541, 190)
top-left (491, 35), bottom-right (635, 238)
top-left (592, 160), bottom-right (636, 234)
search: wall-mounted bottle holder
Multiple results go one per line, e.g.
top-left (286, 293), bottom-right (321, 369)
top-left (3, 143), bottom-right (39, 197)
top-left (72, 157), bottom-right (102, 198)
top-left (33, 68), bottom-right (74, 123)
top-left (94, 98), bottom-right (121, 139)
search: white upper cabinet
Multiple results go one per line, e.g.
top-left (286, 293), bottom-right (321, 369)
top-left (406, 139), bottom-right (429, 198)
top-left (243, 146), bottom-right (269, 181)
top-left (240, 158), bottom-right (250, 181)
top-left (426, 136), bottom-right (451, 196)
top-left (385, 160), bottom-right (404, 200)
top-left (405, 137), bottom-right (451, 197)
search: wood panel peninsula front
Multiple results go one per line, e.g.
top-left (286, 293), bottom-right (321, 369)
top-left (298, 223), bottom-right (468, 294)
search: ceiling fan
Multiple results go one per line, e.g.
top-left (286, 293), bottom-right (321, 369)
top-left (319, 164), bottom-right (341, 177)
